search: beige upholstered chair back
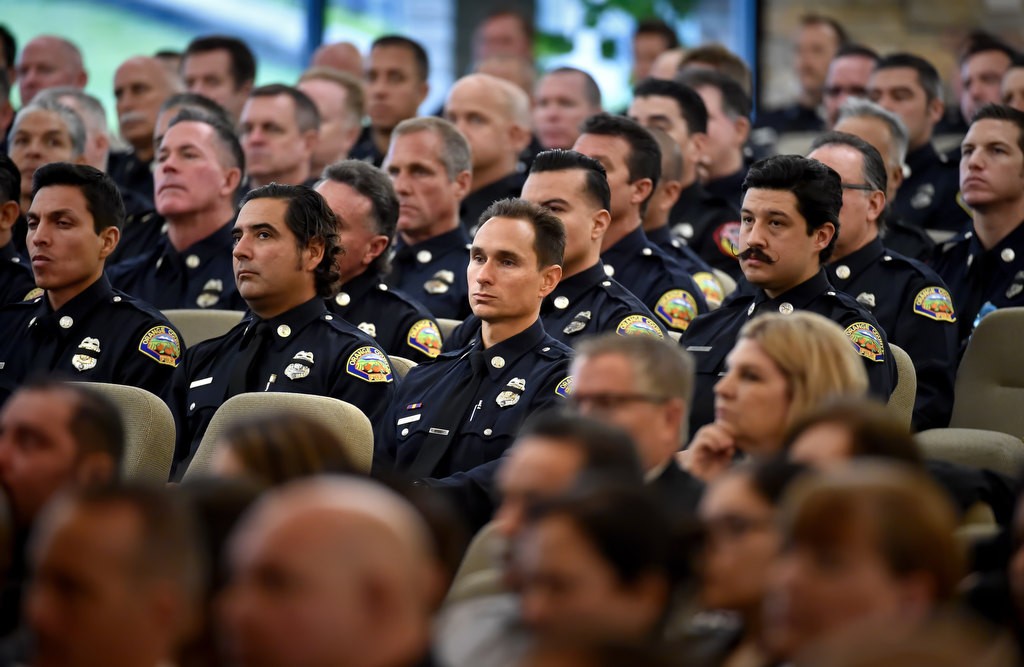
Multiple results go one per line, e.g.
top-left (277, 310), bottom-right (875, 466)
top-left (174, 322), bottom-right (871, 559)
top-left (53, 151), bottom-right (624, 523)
top-left (887, 344), bottom-right (917, 429)
top-left (437, 318), bottom-right (463, 341)
top-left (389, 356), bottom-right (418, 379)
top-left (163, 309), bottom-right (246, 347)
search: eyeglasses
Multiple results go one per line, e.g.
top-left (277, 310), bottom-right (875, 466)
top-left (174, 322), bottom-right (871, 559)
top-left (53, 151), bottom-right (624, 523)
top-left (569, 392), bottom-right (669, 411)
top-left (841, 183), bottom-right (876, 192)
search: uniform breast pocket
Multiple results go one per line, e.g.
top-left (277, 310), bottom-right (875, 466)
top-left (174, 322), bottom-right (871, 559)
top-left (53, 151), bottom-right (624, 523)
top-left (686, 343), bottom-right (728, 377)
top-left (185, 378), bottom-right (223, 429)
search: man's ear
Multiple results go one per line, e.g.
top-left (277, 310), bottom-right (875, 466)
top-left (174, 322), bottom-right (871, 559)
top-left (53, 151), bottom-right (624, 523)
top-left (221, 167), bottom-right (243, 198)
top-left (305, 237), bottom-right (326, 272)
top-left (416, 81), bottom-right (430, 107)
top-left (98, 225), bottom-right (121, 261)
top-left (301, 129), bottom-right (319, 158)
top-left (591, 208), bottom-right (611, 242)
top-left (926, 97), bottom-right (945, 126)
top-left (508, 122), bottom-right (531, 154)
top-left (733, 116), bottom-right (751, 146)
top-left (659, 179), bottom-right (684, 213)
top-left (866, 190), bottom-right (887, 225)
top-left (539, 264), bottom-right (562, 297)
top-left (629, 178), bottom-right (654, 209)
top-left (0, 200), bottom-right (20, 234)
top-left (363, 235), bottom-right (390, 267)
top-left (813, 221), bottom-right (836, 253)
top-left (452, 169), bottom-right (472, 202)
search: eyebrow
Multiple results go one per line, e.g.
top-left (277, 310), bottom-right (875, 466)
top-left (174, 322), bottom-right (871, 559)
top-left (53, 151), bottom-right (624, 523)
top-left (538, 198), bottom-right (571, 209)
top-left (741, 208), bottom-right (793, 219)
top-left (234, 221), bottom-right (278, 234)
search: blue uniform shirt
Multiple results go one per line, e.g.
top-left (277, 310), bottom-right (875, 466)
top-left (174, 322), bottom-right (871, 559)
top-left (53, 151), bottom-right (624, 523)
top-left (0, 275), bottom-right (183, 406)
top-left (601, 226), bottom-right (708, 335)
top-left (646, 225), bottom-right (728, 309)
top-left (0, 242), bottom-right (34, 306)
top-left (108, 221), bottom-right (245, 311)
top-left (670, 181), bottom-right (743, 281)
top-left (327, 270), bottom-right (444, 364)
top-left (167, 296), bottom-right (399, 479)
top-left (892, 143), bottom-right (971, 234)
top-left (827, 238), bottom-right (958, 431)
top-left (386, 226), bottom-right (473, 321)
top-left (681, 270), bottom-right (897, 436)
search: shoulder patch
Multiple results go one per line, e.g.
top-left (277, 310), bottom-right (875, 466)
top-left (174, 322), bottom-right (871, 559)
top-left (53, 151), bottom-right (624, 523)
top-left (713, 222), bottom-right (741, 258)
top-left (346, 346), bottom-right (394, 383)
top-left (844, 322), bottom-right (885, 363)
top-left (22, 287), bottom-right (43, 301)
top-left (693, 271), bottom-right (725, 309)
top-left (654, 290), bottom-right (699, 331)
top-left (407, 319), bottom-right (443, 358)
top-left (138, 326), bottom-right (182, 367)
top-left (555, 376), bottom-right (574, 398)
top-left (913, 286), bottom-right (957, 322)
top-left (615, 314), bottom-right (665, 338)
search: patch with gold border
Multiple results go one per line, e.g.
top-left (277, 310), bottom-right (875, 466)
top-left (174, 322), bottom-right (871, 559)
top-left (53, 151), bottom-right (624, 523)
top-left (844, 322), bottom-right (885, 363)
top-left (615, 314), bottom-right (665, 338)
top-left (346, 346), bottom-right (394, 383)
top-left (407, 319), bottom-right (443, 358)
top-left (913, 286), bottom-right (957, 322)
top-left (138, 326), bottom-right (181, 367)
top-left (555, 376), bottom-right (574, 398)
top-left (653, 290), bottom-right (698, 331)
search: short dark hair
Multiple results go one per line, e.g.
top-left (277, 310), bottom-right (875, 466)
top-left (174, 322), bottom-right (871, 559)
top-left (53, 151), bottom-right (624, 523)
top-left (579, 113), bottom-right (661, 214)
top-left (478, 197), bottom-right (566, 268)
top-left (0, 25), bottom-right (15, 71)
top-left (742, 155), bottom-right (842, 263)
top-left (239, 184), bottom-right (342, 298)
top-left (959, 30), bottom-right (1019, 66)
top-left (874, 53), bottom-right (943, 103)
top-left (517, 410), bottom-right (645, 483)
top-left (371, 35), bottom-right (429, 82)
top-left (546, 67), bottom-right (602, 108)
top-left (677, 68), bottom-right (752, 119)
top-left (31, 163), bottom-right (125, 233)
top-left (0, 153), bottom-right (19, 203)
top-left (320, 160), bottom-right (399, 275)
top-left (736, 458), bottom-right (810, 506)
top-left (634, 19), bottom-right (679, 50)
top-left (481, 9), bottom-right (535, 43)
top-left (799, 13), bottom-right (849, 47)
top-left (678, 45), bottom-right (752, 96)
top-left (834, 43), bottom-right (879, 63)
top-left (168, 107), bottom-right (246, 175)
top-left (633, 77), bottom-right (708, 134)
top-left (810, 130), bottom-right (888, 198)
top-left (247, 84), bottom-right (321, 133)
top-left (160, 91), bottom-right (232, 124)
top-left (529, 149), bottom-right (611, 211)
top-left (183, 35), bottom-right (256, 89)
top-left (970, 103), bottom-right (1024, 156)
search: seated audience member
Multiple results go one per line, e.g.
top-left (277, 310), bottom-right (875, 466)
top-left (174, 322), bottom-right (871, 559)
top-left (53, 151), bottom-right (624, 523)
top-left (0, 164), bottom-right (183, 407)
top-left (683, 312), bottom-right (868, 483)
top-left (473, 9), bottom-right (533, 64)
top-left (678, 44), bottom-right (753, 97)
top-left (154, 49), bottom-right (183, 84)
top-left (108, 110), bottom-right (246, 310)
top-left (1002, 55), bottom-right (1024, 112)
top-left (571, 334), bottom-right (704, 514)
top-left (316, 160), bottom-right (443, 363)
top-left (181, 35), bottom-right (256, 124)
top-left (297, 67), bottom-right (364, 175)
top-left (0, 155), bottom-right (34, 306)
top-left (533, 67), bottom-right (602, 151)
top-left (16, 35), bottom-right (87, 106)
top-left (681, 155), bottom-right (895, 436)
top-left (240, 84), bottom-right (320, 190)
top-left (166, 184), bottom-right (397, 480)
top-left (445, 73), bottom-right (531, 232)
top-left (474, 55), bottom-right (535, 99)
top-left (221, 477), bottom-right (442, 667)
top-left (383, 117), bottom-right (474, 320)
top-left (210, 412), bottom-right (357, 485)
top-left (352, 35), bottom-right (430, 167)
top-left (309, 41), bottom-right (363, 77)
top-left (375, 199), bottom-right (573, 528)
top-left (822, 45), bottom-right (879, 129)
top-left (764, 462), bottom-right (964, 663)
top-left (692, 460), bottom-right (809, 667)
top-left (959, 32), bottom-right (1018, 130)
top-left (28, 485), bottom-right (205, 667)
top-left (632, 19), bottom-right (679, 85)
top-left (8, 97), bottom-right (87, 213)
top-left (650, 48), bottom-right (686, 81)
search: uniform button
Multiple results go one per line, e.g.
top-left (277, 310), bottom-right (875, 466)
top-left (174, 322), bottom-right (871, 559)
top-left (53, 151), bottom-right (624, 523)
top-left (324, 314), bottom-right (333, 321)
top-left (604, 264), bottom-right (615, 277)
top-left (883, 255), bottom-right (892, 262)
top-left (416, 250), bottom-right (432, 263)
top-left (779, 303), bottom-right (794, 315)
top-left (483, 428), bottom-right (493, 436)
top-left (554, 296), bottom-right (569, 309)
top-left (189, 402), bottom-right (196, 410)
top-left (965, 231), bottom-right (973, 239)
top-left (967, 255), bottom-right (974, 268)
top-left (112, 296), bottom-right (122, 302)
top-left (185, 254), bottom-right (200, 269)
top-left (601, 280), bottom-right (611, 287)
top-left (642, 247), bottom-right (652, 256)
top-left (827, 291), bottom-right (836, 296)
top-left (491, 356), bottom-right (505, 369)
top-left (59, 316), bottom-right (74, 328)
top-left (542, 347), bottom-right (551, 352)
top-left (378, 283), bottom-right (388, 291)
top-left (10, 256), bottom-right (19, 263)
top-left (1002, 248), bottom-right (1016, 263)
top-left (401, 428), bottom-right (409, 436)
top-left (277, 325), bottom-right (291, 337)
top-left (335, 292), bottom-right (350, 306)
top-left (835, 265), bottom-right (850, 279)
top-left (747, 303), bottom-right (755, 316)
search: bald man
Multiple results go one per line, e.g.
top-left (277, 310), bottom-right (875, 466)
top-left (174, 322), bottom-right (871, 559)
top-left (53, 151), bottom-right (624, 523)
top-left (112, 56), bottom-right (183, 204)
top-left (16, 35), bottom-right (87, 105)
top-left (445, 73), bottom-right (532, 231)
top-left (310, 41), bottom-right (364, 78)
top-left (221, 477), bottom-right (441, 667)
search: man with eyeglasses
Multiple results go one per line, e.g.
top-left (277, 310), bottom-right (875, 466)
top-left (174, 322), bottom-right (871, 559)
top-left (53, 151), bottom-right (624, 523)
top-left (808, 132), bottom-right (958, 431)
top-left (569, 334), bottom-right (704, 515)
top-left (823, 45), bottom-right (879, 129)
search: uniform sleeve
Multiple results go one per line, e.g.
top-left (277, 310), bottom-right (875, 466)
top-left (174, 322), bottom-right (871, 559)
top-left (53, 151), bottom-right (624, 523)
top-left (120, 320), bottom-right (186, 403)
top-left (398, 312), bottom-right (447, 364)
top-left (328, 343), bottom-right (400, 431)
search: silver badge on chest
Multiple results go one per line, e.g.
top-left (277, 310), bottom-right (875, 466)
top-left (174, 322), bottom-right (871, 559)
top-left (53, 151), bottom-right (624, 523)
top-left (563, 310), bottom-right (592, 335)
top-left (284, 351), bottom-right (314, 380)
top-left (196, 279), bottom-right (223, 308)
top-left (358, 322), bottom-right (377, 338)
top-left (856, 292), bottom-right (876, 309)
top-left (71, 337), bottom-right (101, 371)
top-left (496, 377), bottom-right (526, 408)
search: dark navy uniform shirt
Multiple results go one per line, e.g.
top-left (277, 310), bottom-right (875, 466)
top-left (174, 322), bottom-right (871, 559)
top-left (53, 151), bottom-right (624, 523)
top-left (386, 226), bottom-right (473, 321)
top-left (681, 270), bottom-right (897, 436)
top-left (703, 168), bottom-right (747, 216)
top-left (892, 143), bottom-right (971, 234)
top-left (108, 149), bottom-right (155, 206)
top-left (327, 270), bottom-right (444, 364)
top-left (0, 275), bottom-right (183, 406)
top-left (933, 221), bottom-right (1024, 345)
top-left (348, 126), bottom-right (386, 167)
top-left (107, 221), bottom-right (245, 311)
top-left (670, 181), bottom-right (743, 281)
top-left (167, 297), bottom-right (399, 479)
top-left (375, 319), bottom-right (573, 523)
top-left (444, 261), bottom-right (668, 348)
top-left (0, 242), bottom-right (34, 306)
top-left (754, 103), bottom-right (824, 133)
top-left (460, 171), bottom-right (526, 234)
top-left (601, 226), bottom-right (708, 335)
top-left (107, 210), bottom-right (165, 266)
top-left (882, 216), bottom-right (936, 263)
top-left (827, 238), bottom-right (958, 431)
top-left (646, 225), bottom-right (728, 309)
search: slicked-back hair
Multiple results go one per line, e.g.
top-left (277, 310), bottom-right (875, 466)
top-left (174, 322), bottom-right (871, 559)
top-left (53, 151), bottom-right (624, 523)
top-left (11, 98), bottom-right (86, 158)
top-left (168, 107), bottom-right (246, 175)
top-left (874, 53), bottom-right (943, 104)
top-left (517, 409), bottom-right (645, 483)
top-left (529, 149), bottom-right (611, 211)
top-left (0, 153), bottom-right (19, 203)
top-left (959, 30), bottom-right (1019, 66)
top-left (633, 77), bottom-right (709, 135)
top-left (320, 160), bottom-right (399, 275)
top-left (478, 197), bottom-right (566, 269)
top-left (35, 87), bottom-right (108, 135)
top-left (742, 155), bottom-right (842, 263)
top-left (184, 35), bottom-right (256, 89)
top-left (834, 43), bottom-right (879, 63)
top-left (580, 112), bottom-right (662, 193)
top-left (371, 35), bottom-right (429, 82)
top-left (391, 117), bottom-right (472, 181)
top-left (159, 92), bottom-right (231, 124)
top-left (248, 83), bottom-right (321, 133)
top-left (810, 131), bottom-right (888, 198)
top-left (239, 184), bottom-right (342, 298)
top-left (971, 103), bottom-right (1024, 156)
top-left (677, 68), bottom-right (752, 119)
top-left (546, 67), bottom-right (602, 108)
top-left (836, 97), bottom-right (909, 167)
top-left (31, 163), bottom-right (125, 233)
top-left (634, 19), bottom-right (679, 50)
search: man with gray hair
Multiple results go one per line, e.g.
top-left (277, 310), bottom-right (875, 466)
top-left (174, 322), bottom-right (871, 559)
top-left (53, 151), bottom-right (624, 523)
top-left (383, 117), bottom-right (474, 320)
top-left (221, 476), bottom-right (440, 667)
top-left (445, 73), bottom-right (532, 232)
top-left (808, 131), bottom-right (957, 430)
top-left (7, 97), bottom-right (86, 211)
top-left (315, 160), bottom-right (443, 363)
top-left (16, 35), bottom-right (87, 105)
top-left (298, 68), bottom-right (365, 177)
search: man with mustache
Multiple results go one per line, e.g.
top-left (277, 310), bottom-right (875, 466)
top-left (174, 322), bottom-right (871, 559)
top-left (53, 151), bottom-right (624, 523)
top-left (680, 155), bottom-right (895, 435)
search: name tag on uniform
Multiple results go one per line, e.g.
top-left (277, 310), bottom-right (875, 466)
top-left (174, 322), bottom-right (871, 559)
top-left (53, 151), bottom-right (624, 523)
top-left (686, 346), bottom-right (712, 352)
top-left (428, 427), bottom-right (450, 435)
top-left (397, 414), bottom-right (421, 426)
top-left (189, 377), bottom-right (214, 389)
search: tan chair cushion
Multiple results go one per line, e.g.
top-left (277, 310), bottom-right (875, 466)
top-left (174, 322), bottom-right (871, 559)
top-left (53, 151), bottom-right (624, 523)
top-left (163, 309), bottom-right (246, 348)
top-left (437, 318), bottom-right (463, 341)
top-left (445, 521), bottom-right (504, 605)
top-left (950, 307), bottom-right (1024, 437)
top-left (887, 344), bottom-right (917, 430)
top-left (389, 356), bottom-right (417, 379)
top-left (916, 427), bottom-right (1024, 479)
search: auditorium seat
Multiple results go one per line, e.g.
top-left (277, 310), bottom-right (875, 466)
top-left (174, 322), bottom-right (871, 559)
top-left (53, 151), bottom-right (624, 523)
top-left (711, 268), bottom-right (738, 301)
top-left (887, 344), bottom-right (917, 429)
top-left (389, 355), bottom-right (417, 379)
top-left (437, 318), bottom-right (463, 341)
top-left (445, 521), bottom-right (504, 605)
top-left (163, 309), bottom-right (246, 347)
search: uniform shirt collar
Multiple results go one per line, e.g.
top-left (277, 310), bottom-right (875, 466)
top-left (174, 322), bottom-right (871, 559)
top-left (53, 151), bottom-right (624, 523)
top-left (967, 219), bottom-right (1024, 261)
top-left (29, 274), bottom-right (114, 338)
top-left (906, 142), bottom-right (941, 172)
top-left (543, 262), bottom-right (607, 311)
top-left (645, 225), bottom-right (673, 247)
top-left (470, 318), bottom-right (547, 380)
top-left (336, 269), bottom-right (381, 305)
top-left (393, 226), bottom-right (471, 257)
top-left (243, 297), bottom-right (327, 349)
top-left (0, 241), bottom-right (22, 264)
top-left (156, 220), bottom-right (235, 270)
top-left (751, 269), bottom-right (832, 316)
top-left (829, 237), bottom-right (884, 280)
top-left (603, 225), bottom-right (648, 261)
